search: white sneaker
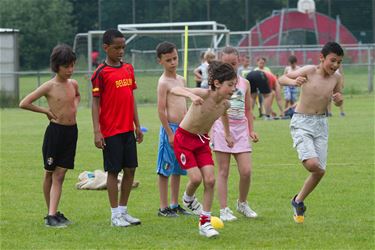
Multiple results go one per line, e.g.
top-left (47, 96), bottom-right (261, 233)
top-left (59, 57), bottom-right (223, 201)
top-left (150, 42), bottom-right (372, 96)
top-left (111, 214), bottom-right (130, 227)
top-left (220, 207), bottom-right (237, 221)
top-left (183, 196), bottom-right (202, 215)
top-left (236, 200), bottom-right (258, 218)
top-left (199, 222), bottom-right (219, 238)
top-left (122, 212), bottom-right (141, 225)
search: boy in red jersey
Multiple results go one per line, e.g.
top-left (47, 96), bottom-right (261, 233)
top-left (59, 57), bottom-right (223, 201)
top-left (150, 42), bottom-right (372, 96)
top-left (91, 29), bottom-right (143, 227)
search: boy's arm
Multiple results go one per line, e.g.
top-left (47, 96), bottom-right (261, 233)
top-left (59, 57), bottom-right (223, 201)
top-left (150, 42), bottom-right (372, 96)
top-left (221, 112), bottom-right (234, 148)
top-left (91, 96), bottom-right (105, 149)
top-left (133, 96), bottom-right (143, 143)
top-left (19, 83), bottom-right (57, 120)
top-left (157, 83), bottom-right (174, 145)
top-left (170, 87), bottom-right (204, 105)
top-left (278, 65), bottom-right (313, 87)
top-left (73, 80), bottom-right (80, 108)
top-left (332, 73), bottom-right (344, 106)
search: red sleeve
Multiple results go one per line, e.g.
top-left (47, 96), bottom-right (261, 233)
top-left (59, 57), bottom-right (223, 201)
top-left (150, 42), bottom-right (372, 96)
top-left (91, 64), bottom-right (105, 97)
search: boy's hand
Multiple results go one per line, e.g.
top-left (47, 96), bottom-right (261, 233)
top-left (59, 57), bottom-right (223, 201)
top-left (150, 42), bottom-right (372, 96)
top-left (332, 92), bottom-right (343, 106)
top-left (250, 131), bottom-right (259, 143)
top-left (135, 127), bottom-right (144, 143)
top-left (295, 76), bottom-right (307, 86)
top-left (46, 109), bottom-right (57, 121)
top-left (168, 133), bottom-right (174, 148)
top-left (94, 131), bottom-right (106, 149)
top-left (190, 95), bottom-right (204, 105)
top-left (225, 134), bottom-right (234, 148)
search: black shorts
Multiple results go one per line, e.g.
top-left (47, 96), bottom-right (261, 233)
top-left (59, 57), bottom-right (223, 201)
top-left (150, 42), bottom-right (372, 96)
top-left (246, 70), bottom-right (271, 94)
top-left (103, 131), bottom-right (138, 173)
top-left (42, 122), bottom-right (78, 171)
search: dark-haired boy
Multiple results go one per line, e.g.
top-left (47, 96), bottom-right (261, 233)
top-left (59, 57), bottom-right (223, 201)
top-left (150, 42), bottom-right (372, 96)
top-left (91, 29), bottom-right (143, 227)
top-left (279, 42), bottom-right (344, 223)
top-left (19, 44), bottom-right (80, 228)
top-left (155, 41), bottom-right (192, 217)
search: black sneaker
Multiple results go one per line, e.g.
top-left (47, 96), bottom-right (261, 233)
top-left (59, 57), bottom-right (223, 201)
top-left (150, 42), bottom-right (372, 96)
top-left (44, 215), bottom-right (67, 228)
top-left (158, 207), bottom-right (178, 217)
top-left (291, 195), bottom-right (306, 223)
top-left (171, 205), bottom-right (192, 215)
top-left (56, 211), bottom-right (72, 225)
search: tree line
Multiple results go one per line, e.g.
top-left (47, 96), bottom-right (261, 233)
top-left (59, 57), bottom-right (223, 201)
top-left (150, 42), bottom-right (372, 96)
top-left (0, 0), bottom-right (372, 70)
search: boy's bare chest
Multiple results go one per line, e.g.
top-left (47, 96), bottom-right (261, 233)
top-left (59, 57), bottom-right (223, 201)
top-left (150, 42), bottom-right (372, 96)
top-left (304, 75), bottom-right (336, 97)
top-left (50, 84), bottom-right (76, 103)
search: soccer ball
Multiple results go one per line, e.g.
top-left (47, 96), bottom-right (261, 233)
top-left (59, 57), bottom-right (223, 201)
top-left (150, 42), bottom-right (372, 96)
top-left (210, 216), bottom-right (224, 229)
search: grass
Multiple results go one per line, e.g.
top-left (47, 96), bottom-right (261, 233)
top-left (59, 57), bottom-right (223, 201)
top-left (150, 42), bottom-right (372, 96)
top-left (1, 94), bottom-right (374, 249)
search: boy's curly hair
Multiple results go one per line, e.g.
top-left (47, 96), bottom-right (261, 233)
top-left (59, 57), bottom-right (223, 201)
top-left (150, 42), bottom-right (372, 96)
top-left (207, 61), bottom-right (236, 90)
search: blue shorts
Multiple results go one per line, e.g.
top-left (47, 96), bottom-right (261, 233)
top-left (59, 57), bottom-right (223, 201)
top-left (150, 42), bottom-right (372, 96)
top-left (284, 86), bottom-right (298, 102)
top-left (156, 123), bottom-right (187, 176)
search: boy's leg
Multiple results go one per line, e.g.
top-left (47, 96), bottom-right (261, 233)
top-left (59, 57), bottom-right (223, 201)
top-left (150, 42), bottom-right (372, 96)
top-left (107, 171), bottom-right (119, 208)
top-left (200, 165), bottom-right (215, 213)
top-left (215, 151), bottom-right (231, 209)
top-left (43, 171), bottom-right (53, 210)
top-left (158, 174), bottom-right (169, 209)
top-left (296, 158), bottom-right (325, 202)
top-left (185, 167), bottom-right (202, 197)
top-left (119, 168), bottom-right (136, 206)
top-left (170, 174), bottom-right (180, 206)
top-left (48, 167), bottom-right (67, 215)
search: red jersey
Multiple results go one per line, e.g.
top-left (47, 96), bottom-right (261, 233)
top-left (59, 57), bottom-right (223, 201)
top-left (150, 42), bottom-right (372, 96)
top-left (264, 71), bottom-right (277, 90)
top-left (91, 62), bottom-right (137, 138)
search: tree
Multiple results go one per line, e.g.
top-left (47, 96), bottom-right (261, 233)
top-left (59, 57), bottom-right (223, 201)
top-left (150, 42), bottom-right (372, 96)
top-left (0, 0), bottom-right (76, 70)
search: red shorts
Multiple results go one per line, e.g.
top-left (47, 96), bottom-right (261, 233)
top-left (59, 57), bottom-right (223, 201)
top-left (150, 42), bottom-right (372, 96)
top-left (173, 127), bottom-right (214, 170)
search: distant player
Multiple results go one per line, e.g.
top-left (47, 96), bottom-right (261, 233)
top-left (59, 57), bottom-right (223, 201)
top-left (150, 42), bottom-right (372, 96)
top-left (283, 55), bottom-right (300, 109)
top-left (279, 42), bottom-right (344, 223)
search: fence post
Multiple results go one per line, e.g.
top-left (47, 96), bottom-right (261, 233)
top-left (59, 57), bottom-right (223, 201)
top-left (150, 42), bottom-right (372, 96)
top-left (368, 46), bottom-right (374, 93)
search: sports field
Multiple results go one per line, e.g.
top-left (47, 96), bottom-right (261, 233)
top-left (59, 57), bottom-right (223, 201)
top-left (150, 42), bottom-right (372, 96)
top-left (0, 93), bottom-right (374, 249)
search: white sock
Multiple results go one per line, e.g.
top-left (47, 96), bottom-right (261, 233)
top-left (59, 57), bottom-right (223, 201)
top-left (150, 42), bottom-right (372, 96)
top-left (111, 207), bottom-right (119, 218)
top-left (183, 192), bottom-right (194, 202)
top-left (201, 210), bottom-right (211, 217)
top-left (118, 205), bottom-right (127, 214)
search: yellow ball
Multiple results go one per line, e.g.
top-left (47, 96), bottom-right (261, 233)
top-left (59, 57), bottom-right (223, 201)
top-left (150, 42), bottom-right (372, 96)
top-left (210, 216), bottom-right (224, 229)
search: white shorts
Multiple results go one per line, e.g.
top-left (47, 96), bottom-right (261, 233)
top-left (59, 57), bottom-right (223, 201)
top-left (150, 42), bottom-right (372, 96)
top-left (290, 113), bottom-right (328, 169)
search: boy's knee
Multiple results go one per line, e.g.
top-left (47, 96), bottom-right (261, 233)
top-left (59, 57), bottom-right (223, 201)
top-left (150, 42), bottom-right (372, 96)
top-left (190, 174), bottom-right (202, 186)
top-left (303, 159), bottom-right (325, 176)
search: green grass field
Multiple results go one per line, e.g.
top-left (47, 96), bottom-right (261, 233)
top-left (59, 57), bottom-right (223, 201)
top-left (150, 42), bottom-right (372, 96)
top-left (1, 95), bottom-right (374, 249)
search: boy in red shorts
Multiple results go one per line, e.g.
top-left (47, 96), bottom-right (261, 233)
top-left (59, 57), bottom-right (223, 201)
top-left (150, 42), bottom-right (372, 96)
top-left (171, 61), bottom-right (236, 238)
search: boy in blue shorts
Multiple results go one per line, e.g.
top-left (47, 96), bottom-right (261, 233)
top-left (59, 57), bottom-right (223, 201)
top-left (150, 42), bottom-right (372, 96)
top-left (283, 55), bottom-right (300, 109)
top-left (279, 42), bottom-right (344, 224)
top-left (20, 44), bottom-right (80, 228)
top-left (156, 41), bottom-right (193, 217)
top-left (91, 29), bottom-right (143, 227)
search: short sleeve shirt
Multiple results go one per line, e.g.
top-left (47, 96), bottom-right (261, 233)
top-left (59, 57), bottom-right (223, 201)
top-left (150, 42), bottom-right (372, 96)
top-left (91, 62), bottom-right (137, 138)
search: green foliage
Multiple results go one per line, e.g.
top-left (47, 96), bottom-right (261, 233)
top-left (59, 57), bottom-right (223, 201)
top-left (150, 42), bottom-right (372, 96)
top-left (1, 95), bottom-right (374, 249)
top-left (0, 0), bottom-right (76, 70)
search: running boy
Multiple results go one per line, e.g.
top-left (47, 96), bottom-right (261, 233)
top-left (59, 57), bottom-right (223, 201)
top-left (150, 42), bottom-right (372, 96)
top-left (19, 44), bottom-right (79, 228)
top-left (91, 29), bottom-right (143, 227)
top-left (278, 42), bottom-right (344, 223)
top-left (283, 55), bottom-right (300, 109)
top-left (171, 61), bottom-right (237, 238)
top-left (155, 41), bottom-right (191, 217)
top-left (212, 47), bottom-right (259, 222)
